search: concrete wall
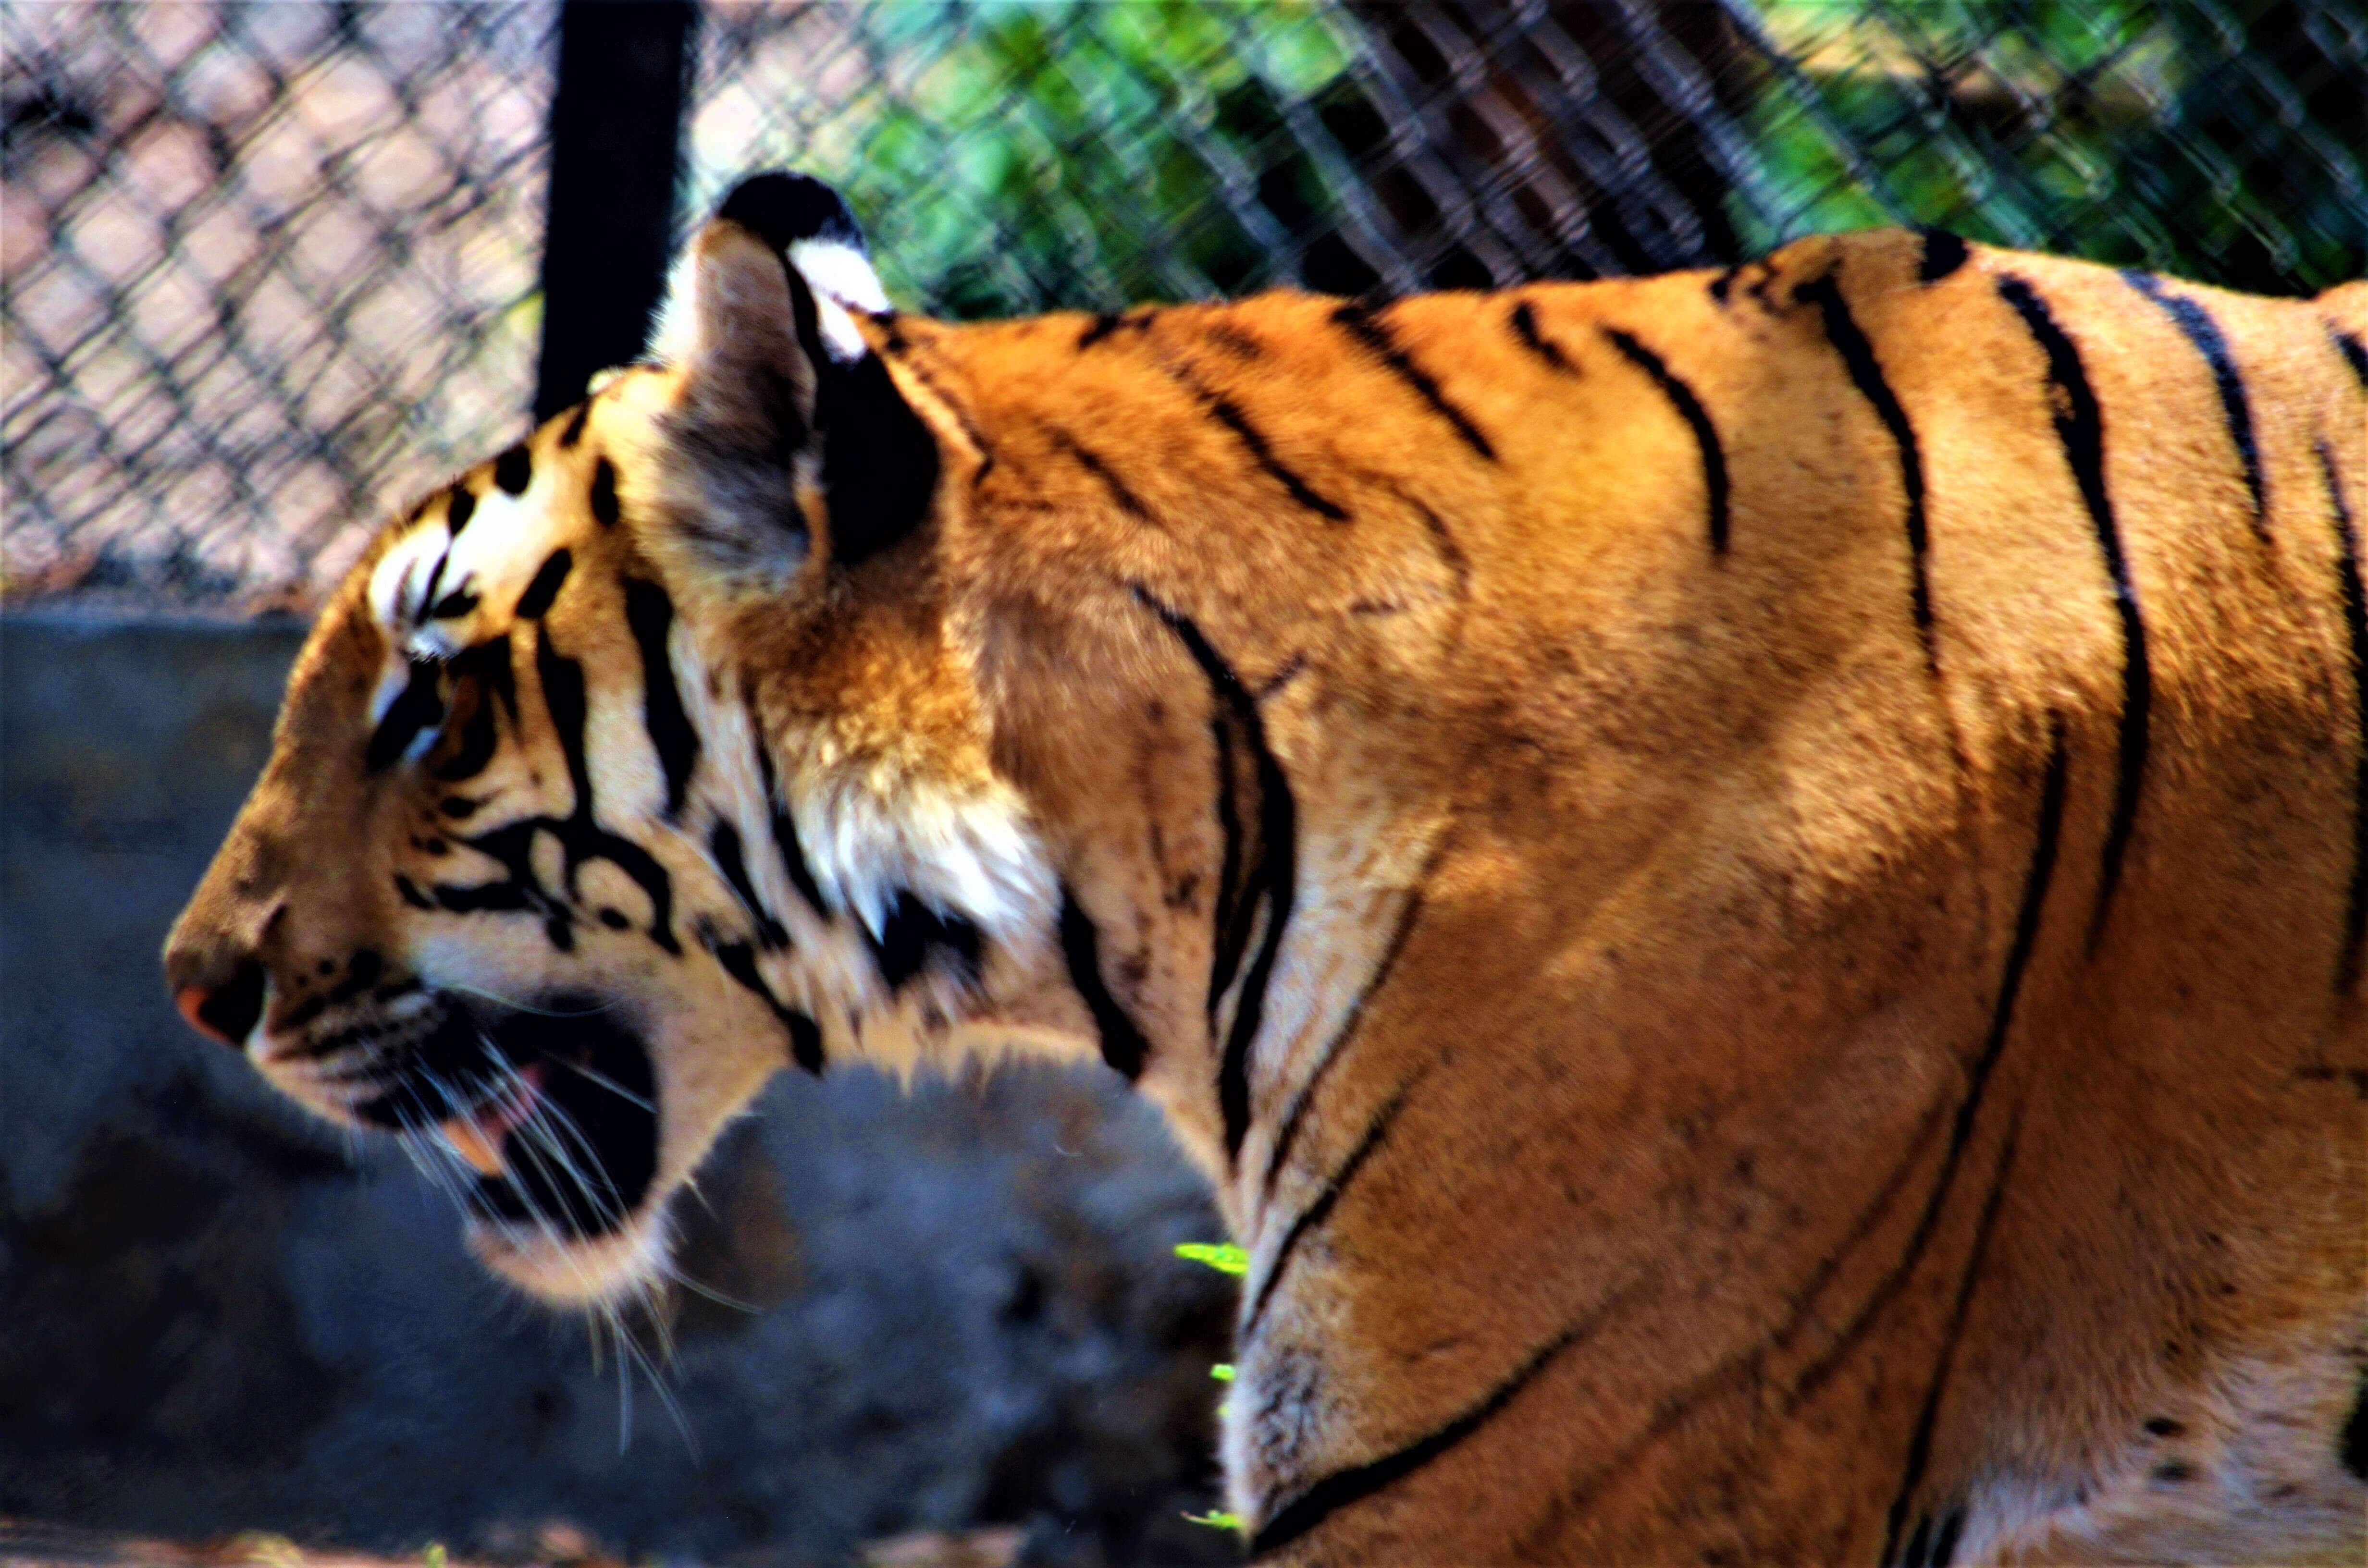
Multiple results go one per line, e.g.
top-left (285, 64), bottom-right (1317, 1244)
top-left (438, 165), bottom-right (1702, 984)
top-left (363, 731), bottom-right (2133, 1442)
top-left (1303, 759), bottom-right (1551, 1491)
top-left (0, 611), bottom-right (1236, 1567)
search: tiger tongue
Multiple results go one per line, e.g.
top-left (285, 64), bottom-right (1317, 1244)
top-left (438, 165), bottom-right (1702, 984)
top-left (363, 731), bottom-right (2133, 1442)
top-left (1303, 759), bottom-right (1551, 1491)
top-left (441, 1115), bottom-right (507, 1176)
top-left (438, 1061), bottom-right (547, 1177)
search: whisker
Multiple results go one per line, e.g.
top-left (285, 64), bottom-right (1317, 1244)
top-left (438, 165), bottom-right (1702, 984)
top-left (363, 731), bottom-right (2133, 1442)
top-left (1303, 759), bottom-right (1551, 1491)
top-left (548, 1056), bottom-right (655, 1114)
top-left (661, 1262), bottom-right (760, 1316)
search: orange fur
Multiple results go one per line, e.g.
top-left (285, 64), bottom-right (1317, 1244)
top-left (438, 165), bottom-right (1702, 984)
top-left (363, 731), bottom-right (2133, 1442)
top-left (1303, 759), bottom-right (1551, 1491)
top-left (170, 217), bottom-right (2366, 1563)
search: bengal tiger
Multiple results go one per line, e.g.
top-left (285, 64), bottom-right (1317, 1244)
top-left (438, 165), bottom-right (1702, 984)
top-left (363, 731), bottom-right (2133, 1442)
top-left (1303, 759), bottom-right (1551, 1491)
top-left (165, 172), bottom-right (2366, 1564)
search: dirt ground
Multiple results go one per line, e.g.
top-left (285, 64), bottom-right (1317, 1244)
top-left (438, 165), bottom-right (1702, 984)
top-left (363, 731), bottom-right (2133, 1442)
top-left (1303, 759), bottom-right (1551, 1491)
top-left (0, 1519), bottom-right (1036, 1568)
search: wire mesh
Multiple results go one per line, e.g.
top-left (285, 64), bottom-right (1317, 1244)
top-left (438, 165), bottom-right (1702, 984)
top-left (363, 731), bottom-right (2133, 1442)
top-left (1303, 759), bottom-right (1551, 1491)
top-left (1, 0), bottom-right (554, 608)
top-left (6, 0), bottom-right (2363, 611)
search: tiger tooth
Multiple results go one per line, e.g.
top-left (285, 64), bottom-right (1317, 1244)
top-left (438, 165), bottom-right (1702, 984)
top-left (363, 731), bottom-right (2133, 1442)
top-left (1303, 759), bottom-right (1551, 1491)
top-left (441, 1116), bottom-right (506, 1176)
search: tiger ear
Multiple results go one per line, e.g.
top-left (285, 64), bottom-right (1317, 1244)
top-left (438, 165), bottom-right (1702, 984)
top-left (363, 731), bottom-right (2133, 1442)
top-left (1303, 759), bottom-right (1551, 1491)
top-left (656, 214), bottom-right (826, 466)
top-left (649, 173), bottom-right (940, 575)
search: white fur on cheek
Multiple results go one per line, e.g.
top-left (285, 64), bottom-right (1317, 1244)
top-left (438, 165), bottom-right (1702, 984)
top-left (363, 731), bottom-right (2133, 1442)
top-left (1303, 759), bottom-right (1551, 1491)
top-left (792, 770), bottom-right (1056, 942)
top-left (367, 485), bottom-right (564, 662)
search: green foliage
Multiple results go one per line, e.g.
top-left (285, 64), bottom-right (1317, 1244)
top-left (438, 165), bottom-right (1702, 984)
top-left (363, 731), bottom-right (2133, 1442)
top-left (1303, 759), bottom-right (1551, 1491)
top-left (744, 1), bottom-right (2355, 306)
top-left (1210, 1361), bottom-right (1236, 1382)
top-left (827, 0), bottom-right (1356, 317)
top-left (1175, 1241), bottom-right (1248, 1276)
top-left (1735, 0), bottom-right (2364, 290)
top-left (1184, 1509), bottom-right (1246, 1533)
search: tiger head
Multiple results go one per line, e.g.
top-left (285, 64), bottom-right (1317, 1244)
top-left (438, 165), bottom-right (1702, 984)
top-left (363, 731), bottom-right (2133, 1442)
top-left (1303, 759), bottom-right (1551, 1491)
top-left (163, 174), bottom-right (1082, 1304)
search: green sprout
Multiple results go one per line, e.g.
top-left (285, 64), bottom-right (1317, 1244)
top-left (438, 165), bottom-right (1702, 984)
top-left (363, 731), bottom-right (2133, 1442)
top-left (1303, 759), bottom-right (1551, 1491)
top-left (1174, 1241), bottom-right (1248, 1275)
top-left (1183, 1509), bottom-right (1245, 1533)
top-left (1210, 1362), bottom-right (1235, 1382)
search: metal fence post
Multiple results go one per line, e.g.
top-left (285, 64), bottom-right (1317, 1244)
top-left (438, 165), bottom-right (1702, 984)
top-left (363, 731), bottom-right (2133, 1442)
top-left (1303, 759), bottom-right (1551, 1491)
top-left (533, 0), bottom-right (698, 420)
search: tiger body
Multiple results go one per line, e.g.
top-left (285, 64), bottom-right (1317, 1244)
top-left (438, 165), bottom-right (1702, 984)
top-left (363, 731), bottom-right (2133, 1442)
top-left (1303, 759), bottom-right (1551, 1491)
top-left (167, 179), bottom-right (2367, 1565)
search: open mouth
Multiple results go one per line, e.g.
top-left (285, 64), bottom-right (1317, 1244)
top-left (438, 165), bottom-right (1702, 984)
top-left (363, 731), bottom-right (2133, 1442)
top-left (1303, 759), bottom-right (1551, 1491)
top-left (355, 994), bottom-right (659, 1240)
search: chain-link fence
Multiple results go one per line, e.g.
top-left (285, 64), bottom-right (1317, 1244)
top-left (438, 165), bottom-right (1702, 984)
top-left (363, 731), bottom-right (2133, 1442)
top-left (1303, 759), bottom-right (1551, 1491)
top-left (6, 0), bottom-right (2364, 612)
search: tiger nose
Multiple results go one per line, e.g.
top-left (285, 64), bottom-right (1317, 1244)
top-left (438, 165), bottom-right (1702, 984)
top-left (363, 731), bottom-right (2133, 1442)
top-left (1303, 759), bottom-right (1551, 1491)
top-left (173, 959), bottom-right (267, 1048)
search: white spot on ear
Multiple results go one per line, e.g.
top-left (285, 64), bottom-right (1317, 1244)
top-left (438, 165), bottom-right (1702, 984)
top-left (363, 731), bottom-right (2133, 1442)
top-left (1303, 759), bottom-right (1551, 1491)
top-left (790, 238), bottom-right (889, 315)
top-left (790, 237), bottom-right (888, 365)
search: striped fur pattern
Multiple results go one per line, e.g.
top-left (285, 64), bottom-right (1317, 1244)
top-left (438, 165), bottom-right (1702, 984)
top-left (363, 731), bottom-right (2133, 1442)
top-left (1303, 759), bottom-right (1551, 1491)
top-left (168, 174), bottom-right (2367, 1563)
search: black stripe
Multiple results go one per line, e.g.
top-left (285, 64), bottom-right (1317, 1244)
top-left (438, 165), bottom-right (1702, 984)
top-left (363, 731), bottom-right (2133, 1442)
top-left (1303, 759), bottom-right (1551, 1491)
top-left (432, 627), bottom-right (680, 956)
top-left (1206, 320), bottom-right (1267, 361)
top-left (1998, 274), bottom-right (2150, 948)
top-left (1049, 427), bottom-right (1152, 520)
top-left (2320, 439), bottom-right (2368, 992)
top-left (622, 578), bottom-right (699, 818)
top-left (818, 350), bottom-right (942, 567)
top-left (881, 348), bottom-right (997, 491)
top-left (1077, 309), bottom-right (1154, 350)
top-left (2343, 1367), bottom-right (2368, 1480)
top-left (427, 587), bottom-right (479, 621)
top-left (493, 443), bottom-right (533, 496)
top-left (1059, 890), bottom-right (1150, 1079)
top-left (868, 893), bottom-right (982, 992)
top-left (1241, 1065), bottom-right (1430, 1342)
top-left (1930, 1507), bottom-right (1967, 1567)
top-left (430, 633), bottom-right (515, 785)
top-left (2331, 326), bottom-right (2368, 389)
top-left (1250, 1301), bottom-right (1607, 1558)
top-left (556, 401), bottom-right (591, 448)
top-left (1159, 359), bottom-right (1348, 522)
top-left (1332, 301), bottom-right (1496, 460)
top-left (1602, 327), bottom-right (1731, 555)
top-left (412, 549), bottom-right (451, 627)
top-left (537, 626), bottom-right (594, 827)
top-left (1262, 860), bottom-right (1440, 1204)
top-left (2121, 270), bottom-right (2266, 534)
top-left (1878, 1129), bottom-right (2019, 1568)
top-left (1794, 715), bottom-right (2066, 1401)
top-left (1797, 273), bottom-right (1936, 667)
top-left (365, 658), bottom-right (443, 772)
top-left (701, 920), bottom-right (824, 1074)
top-left (1079, 312), bottom-right (1123, 349)
top-left (1508, 300), bottom-right (1573, 372)
top-left (1209, 716), bottom-right (1249, 1012)
top-left (589, 458), bottom-right (620, 527)
top-left (445, 485), bottom-right (476, 536)
top-left (745, 692), bottom-right (831, 916)
top-left (430, 634), bottom-right (514, 782)
top-left (432, 684), bottom-right (496, 782)
top-left (1917, 228), bottom-right (1970, 284)
top-left (1133, 586), bottom-right (1297, 1161)
top-left (710, 821), bottom-right (787, 949)
top-left (514, 548), bottom-right (573, 620)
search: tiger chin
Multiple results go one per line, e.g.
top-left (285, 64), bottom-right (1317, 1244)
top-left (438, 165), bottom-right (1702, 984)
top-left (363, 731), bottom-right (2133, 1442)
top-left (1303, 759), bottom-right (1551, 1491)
top-left (168, 170), bottom-right (2366, 1564)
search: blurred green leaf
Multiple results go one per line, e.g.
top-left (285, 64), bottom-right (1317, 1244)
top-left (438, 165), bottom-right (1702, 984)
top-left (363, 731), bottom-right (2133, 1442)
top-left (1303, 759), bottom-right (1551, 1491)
top-left (1175, 1241), bottom-right (1248, 1276)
